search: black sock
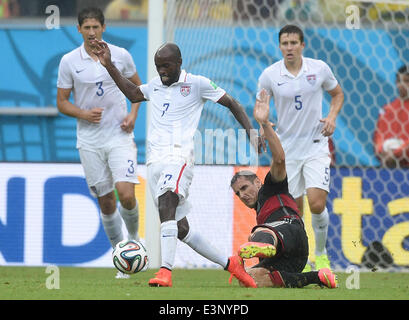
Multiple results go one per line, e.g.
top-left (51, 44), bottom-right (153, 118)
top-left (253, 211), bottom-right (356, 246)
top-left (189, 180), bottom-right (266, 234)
top-left (278, 271), bottom-right (320, 288)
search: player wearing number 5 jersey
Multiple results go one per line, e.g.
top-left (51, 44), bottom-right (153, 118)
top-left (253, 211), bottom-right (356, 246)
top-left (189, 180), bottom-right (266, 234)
top-left (56, 7), bottom-right (142, 279)
top-left (92, 40), bottom-right (265, 287)
top-left (256, 25), bottom-right (344, 271)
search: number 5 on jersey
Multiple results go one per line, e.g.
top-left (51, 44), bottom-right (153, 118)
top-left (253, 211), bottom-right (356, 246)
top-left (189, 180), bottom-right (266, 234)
top-left (295, 95), bottom-right (303, 110)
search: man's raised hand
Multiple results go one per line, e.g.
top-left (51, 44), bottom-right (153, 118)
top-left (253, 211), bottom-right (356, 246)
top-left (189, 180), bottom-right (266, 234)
top-left (254, 89), bottom-right (271, 125)
top-left (91, 40), bottom-right (112, 67)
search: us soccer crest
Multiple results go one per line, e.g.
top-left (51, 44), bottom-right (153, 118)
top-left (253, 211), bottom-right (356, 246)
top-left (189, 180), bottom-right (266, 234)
top-left (180, 85), bottom-right (191, 97)
top-left (306, 74), bottom-right (316, 86)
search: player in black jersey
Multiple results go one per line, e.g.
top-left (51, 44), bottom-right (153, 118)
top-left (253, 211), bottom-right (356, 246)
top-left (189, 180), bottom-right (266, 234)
top-left (230, 89), bottom-right (338, 288)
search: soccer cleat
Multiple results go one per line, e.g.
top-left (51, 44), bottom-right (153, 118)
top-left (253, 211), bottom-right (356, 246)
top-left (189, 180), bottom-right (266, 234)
top-left (318, 268), bottom-right (338, 288)
top-left (315, 254), bottom-right (331, 270)
top-left (148, 267), bottom-right (172, 287)
top-left (227, 255), bottom-right (257, 288)
top-left (115, 271), bottom-right (130, 279)
top-left (238, 242), bottom-right (276, 259)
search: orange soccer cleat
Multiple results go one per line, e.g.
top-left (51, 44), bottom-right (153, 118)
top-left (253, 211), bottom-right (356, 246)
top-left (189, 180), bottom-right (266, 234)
top-left (148, 267), bottom-right (172, 287)
top-left (318, 268), bottom-right (338, 288)
top-left (227, 255), bottom-right (257, 288)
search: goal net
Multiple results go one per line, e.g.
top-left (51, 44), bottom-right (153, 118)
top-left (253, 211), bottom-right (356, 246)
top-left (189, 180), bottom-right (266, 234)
top-left (163, 0), bottom-right (409, 271)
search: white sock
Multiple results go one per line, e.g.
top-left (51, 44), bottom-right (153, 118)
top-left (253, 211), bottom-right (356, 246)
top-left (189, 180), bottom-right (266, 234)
top-left (101, 209), bottom-right (124, 248)
top-left (311, 207), bottom-right (329, 256)
top-left (119, 201), bottom-right (139, 240)
top-left (160, 220), bottom-right (178, 270)
top-left (182, 229), bottom-right (228, 268)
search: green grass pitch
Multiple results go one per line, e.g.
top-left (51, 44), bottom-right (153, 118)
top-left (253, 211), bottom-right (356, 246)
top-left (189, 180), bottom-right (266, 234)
top-left (0, 266), bottom-right (408, 300)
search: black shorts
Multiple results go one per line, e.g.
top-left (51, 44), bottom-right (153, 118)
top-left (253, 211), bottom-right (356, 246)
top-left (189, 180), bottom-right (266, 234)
top-left (252, 219), bottom-right (309, 273)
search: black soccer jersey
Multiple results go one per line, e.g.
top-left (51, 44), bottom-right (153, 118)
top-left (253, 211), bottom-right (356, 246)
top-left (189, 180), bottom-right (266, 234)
top-left (255, 172), bottom-right (301, 225)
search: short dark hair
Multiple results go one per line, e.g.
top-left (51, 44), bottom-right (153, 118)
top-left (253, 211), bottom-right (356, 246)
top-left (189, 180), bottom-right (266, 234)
top-left (78, 7), bottom-right (105, 26)
top-left (279, 24), bottom-right (304, 43)
top-left (230, 170), bottom-right (258, 187)
top-left (397, 65), bottom-right (409, 76)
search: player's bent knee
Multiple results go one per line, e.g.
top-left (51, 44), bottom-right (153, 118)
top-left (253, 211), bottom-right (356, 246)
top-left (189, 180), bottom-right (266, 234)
top-left (98, 192), bottom-right (117, 214)
top-left (158, 191), bottom-right (179, 221)
top-left (309, 202), bottom-right (326, 214)
top-left (307, 189), bottom-right (328, 213)
top-left (116, 183), bottom-right (136, 209)
top-left (250, 230), bottom-right (276, 246)
top-left (250, 227), bottom-right (278, 245)
top-left (117, 192), bottom-right (136, 210)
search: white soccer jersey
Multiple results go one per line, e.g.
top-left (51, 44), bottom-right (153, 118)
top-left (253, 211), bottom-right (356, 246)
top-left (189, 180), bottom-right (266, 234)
top-left (140, 70), bottom-right (226, 165)
top-left (257, 57), bottom-right (338, 160)
top-left (57, 42), bottom-right (137, 149)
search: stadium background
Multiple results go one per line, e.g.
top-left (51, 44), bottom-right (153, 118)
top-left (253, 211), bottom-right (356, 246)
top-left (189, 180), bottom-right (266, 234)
top-left (0, 0), bottom-right (408, 271)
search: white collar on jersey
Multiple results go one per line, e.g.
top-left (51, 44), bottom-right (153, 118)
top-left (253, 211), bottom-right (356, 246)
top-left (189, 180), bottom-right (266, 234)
top-left (280, 56), bottom-right (309, 79)
top-left (174, 69), bottom-right (188, 84)
top-left (159, 69), bottom-right (188, 87)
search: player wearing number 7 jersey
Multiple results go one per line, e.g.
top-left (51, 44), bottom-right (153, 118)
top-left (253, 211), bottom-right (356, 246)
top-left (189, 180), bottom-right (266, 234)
top-left (92, 39), bottom-right (265, 287)
top-left (256, 25), bottom-right (344, 271)
top-left (56, 7), bottom-right (143, 279)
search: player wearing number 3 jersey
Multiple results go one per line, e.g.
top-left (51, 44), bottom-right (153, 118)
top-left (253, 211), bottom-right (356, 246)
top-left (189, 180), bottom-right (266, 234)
top-left (92, 40), bottom-right (265, 287)
top-left (256, 25), bottom-right (344, 271)
top-left (56, 8), bottom-right (142, 279)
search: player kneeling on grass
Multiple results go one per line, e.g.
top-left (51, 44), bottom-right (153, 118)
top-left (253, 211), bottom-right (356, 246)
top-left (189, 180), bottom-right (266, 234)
top-left (230, 89), bottom-right (338, 289)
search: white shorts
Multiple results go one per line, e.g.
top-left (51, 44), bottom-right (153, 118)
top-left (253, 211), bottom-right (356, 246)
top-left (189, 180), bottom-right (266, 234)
top-left (79, 142), bottom-right (139, 198)
top-left (147, 160), bottom-right (194, 221)
top-left (286, 154), bottom-right (331, 199)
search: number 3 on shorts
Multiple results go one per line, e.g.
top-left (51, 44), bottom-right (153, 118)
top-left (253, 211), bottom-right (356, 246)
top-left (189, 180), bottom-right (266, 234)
top-left (125, 160), bottom-right (135, 177)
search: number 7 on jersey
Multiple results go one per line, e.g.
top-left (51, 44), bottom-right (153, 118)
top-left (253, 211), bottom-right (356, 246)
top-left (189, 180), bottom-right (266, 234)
top-left (161, 103), bottom-right (170, 117)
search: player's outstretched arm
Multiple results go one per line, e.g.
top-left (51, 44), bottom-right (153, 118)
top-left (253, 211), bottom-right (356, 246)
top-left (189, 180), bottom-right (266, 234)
top-left (218, 93), bottom-right (266, 153)
top-left (254, 89), bottom-right (286, 182)
top-left (91, 40), bottom-right (146, 103)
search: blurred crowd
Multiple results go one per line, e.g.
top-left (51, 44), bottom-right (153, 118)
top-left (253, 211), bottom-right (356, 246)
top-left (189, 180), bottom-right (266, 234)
top-left (1, 0), bottom-right (408, 22)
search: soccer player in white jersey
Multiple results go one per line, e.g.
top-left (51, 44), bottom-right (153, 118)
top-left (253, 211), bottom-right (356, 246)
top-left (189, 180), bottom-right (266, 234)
top-left (92, 40), bottom-right (264, 288)
top-left (56, 7), bottom-right (142, 278)
top-left (256, 25), bottom-right (344, 271)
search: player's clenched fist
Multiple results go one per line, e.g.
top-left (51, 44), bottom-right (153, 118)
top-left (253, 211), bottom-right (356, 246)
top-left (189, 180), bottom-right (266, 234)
top-left (85, 107), bottom-right (103, 123)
